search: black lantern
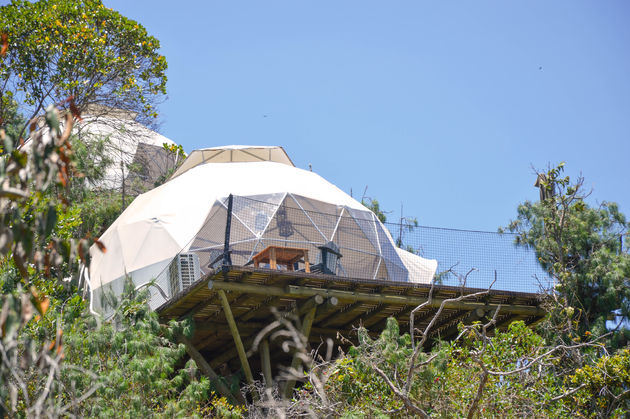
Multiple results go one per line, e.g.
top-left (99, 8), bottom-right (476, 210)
top-left (275, 204), bottom-right (294, 238)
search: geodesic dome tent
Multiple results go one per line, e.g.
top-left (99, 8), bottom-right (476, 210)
top-left (22, 105), bottom-right (177, 192)
top-left (87, 146), bottom-right (438, 313)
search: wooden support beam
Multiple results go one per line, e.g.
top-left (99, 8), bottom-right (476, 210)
top-left (194, 321), bottom-right (264, 333)
top-left (210, 336), bottom-right (256, 368)
top-left (310, 326), bottom-right (379, 340)
top-left (210, 296), bottom-right (324, 368)
top-left (313, 297), bottom-right (339, 324)
top-left (316, 285), bottom-right (366, 326)
top-left (493, 313), bottom-right (523, 331)
top-left (195, 330), bottom-right (225, 351)
top-left (338, 302), bottom-right (391, 329)
top-left (178, 295), bottom-right (216, 320)
top-left (217, 289), bottom-right (256, 396)
top-left (211, 290), bottom-right (246, 320)
top-left (207, 281), bottom-right (545, 317)
top-left (238, 296), bottom-right (283, 322)
top-left (369, 305), bottom-right (416, 332)
top-left (432, 307), bottom-right (487, 343)
top-left (343, 303), bottom-right (389, 329)
top-left (260, 339), bottom-right (273, 389)
top-left (297, 294), bottom-right (325, 316)
top-left (284, 305), bottom-right (317, 399)
top-left (179, 335), bottom-right (246, 405)
top-left (158, 277), bottom-right (212, 315)
top-left (319, 300), bottom-right (364, 327)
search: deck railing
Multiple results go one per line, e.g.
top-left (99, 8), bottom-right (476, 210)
top-left (146, 195), bottom-right (552, 310)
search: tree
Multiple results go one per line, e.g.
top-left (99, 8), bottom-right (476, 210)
top-left (504, 163), bottom-right (630, 344)
top-left (0, 5), bottom-right (239, 416)
top-left (246, 306), bottom-right (616, 418)
top-left (0, 0), bottom-right (167, 132)
top-left (0, 94), bottom-right (23, 142)
top-left (0, 105), bottom-right (237, 416)
top-left (0, 101), bottom-right (96, 416)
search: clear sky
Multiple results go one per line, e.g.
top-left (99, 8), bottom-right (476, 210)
top-left (31, 1), bottom-right (630, 231)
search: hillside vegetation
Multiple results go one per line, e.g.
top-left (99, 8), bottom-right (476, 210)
top-left (1, 1), bottom-right (629, 417)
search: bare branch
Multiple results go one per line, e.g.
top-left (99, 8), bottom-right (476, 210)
top-left (372, 365), bottom-right (429, 419)
top-left (550, 384), bottom-right (586, 402)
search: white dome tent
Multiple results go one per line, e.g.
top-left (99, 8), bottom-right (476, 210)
top-left (87, 146), bottom-right (437, 314)
top-left (22, 105), bottom-right (178, 193)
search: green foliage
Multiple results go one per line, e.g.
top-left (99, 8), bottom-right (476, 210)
top-left (0, 93), bottom-right (23, 143)
top-left (322, 319), bottom-right (545, 417)
top-left (566, 349), bottom-right (630, 417)
top-left (152, 141), bottom-right (187, 187)
top-left (505, 163), bottom-right (630, 342)
top-left (442, 321), bottom-right (559, 418)
top-left (0, 103), bottom-right (97, 415)
top-left (0, 3), bottom-right (244, 416)
top-left (56, 281), bottom-right (241, 418)
top-left (292, 316), bottom-right (630, 418)
top-left (162, 142), bottom-right (186, 160)
top-left (0, 0), bottom-right (167, 124)
top-left (325, 319), bottom-right (423, 416)
top-left (362, 198), bottom-right (387, 223)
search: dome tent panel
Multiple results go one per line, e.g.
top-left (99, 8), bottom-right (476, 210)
top-left (374, 257), bottom-right (390, 281)
top-left (344, 208), bottom-right (382, 256)
top-left (368, 233), bottom-right (410, 282)
top-left (290, 194), bottom-right (345, 242)
top-left (332, 212), bottom-right (380, 253)
top-left (395, 247), bottom-right (437, 284)
top-left (89, 227), bottom-right (124, 288)
top-left (170, 146), bottom-right (294, 180)
top-left (229, 193), bottom-right (285, 236)
top-left (263, 194), bottom-right (330, 245)
top-left (330, 211), bottom-right (382, 278)
top-left (335, 248), bottom-right (382, 279)
top-left (357, 207), bottom-right (410, 282)
top-left (189, 201), bottom-right (231, 273)
top-left (120, 220), bottom-right (183, 273)
top-left (91, 257), bottom-right (172, 315)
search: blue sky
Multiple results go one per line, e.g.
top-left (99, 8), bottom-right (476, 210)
top-left (35, 1), bottom-right (630, 230)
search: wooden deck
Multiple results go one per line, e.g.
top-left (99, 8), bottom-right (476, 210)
top-left (157, 266), bottom-right (544, 394)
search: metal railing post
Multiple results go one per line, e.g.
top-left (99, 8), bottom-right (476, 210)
top-left (223, 194), bottom-right (233, 269)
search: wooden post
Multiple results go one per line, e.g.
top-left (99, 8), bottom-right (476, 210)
top-left (260, 339), bottom-right (273, 389)
top-left (303, 249), bottom-right (310, 273)
top-left (297, 294), bottom-right (324, 316)
top-left (217, 289), bottom-right (257, 400)
top-left (179, 335), bottom-right (246, 405)
top-left (313, 296), bottom-right (339, 323)
top-left (284, 305), bottom-right (317, 399)
top-left (209, 295), bottom-right (323, 370)
top-left (269, 247), bottom-right (277, 269)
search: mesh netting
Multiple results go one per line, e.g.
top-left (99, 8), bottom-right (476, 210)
top-left (385, 223), bottom-right (553, 293)
top-left (144, 194), bottom-right (552, 310)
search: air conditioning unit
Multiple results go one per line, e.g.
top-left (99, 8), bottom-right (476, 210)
top-left (168, 253), bottom-right (200, 296)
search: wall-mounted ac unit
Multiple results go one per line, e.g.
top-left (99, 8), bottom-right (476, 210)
top-left (168, 253), bottom-right (200, 296)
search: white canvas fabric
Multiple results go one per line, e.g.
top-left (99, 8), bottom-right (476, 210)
top-left (170, 145), bottom-right (294, 180)
top-left (21, 113), bottom-right (176, 190)
top-left (88, 146), bottom-right (438, 313)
